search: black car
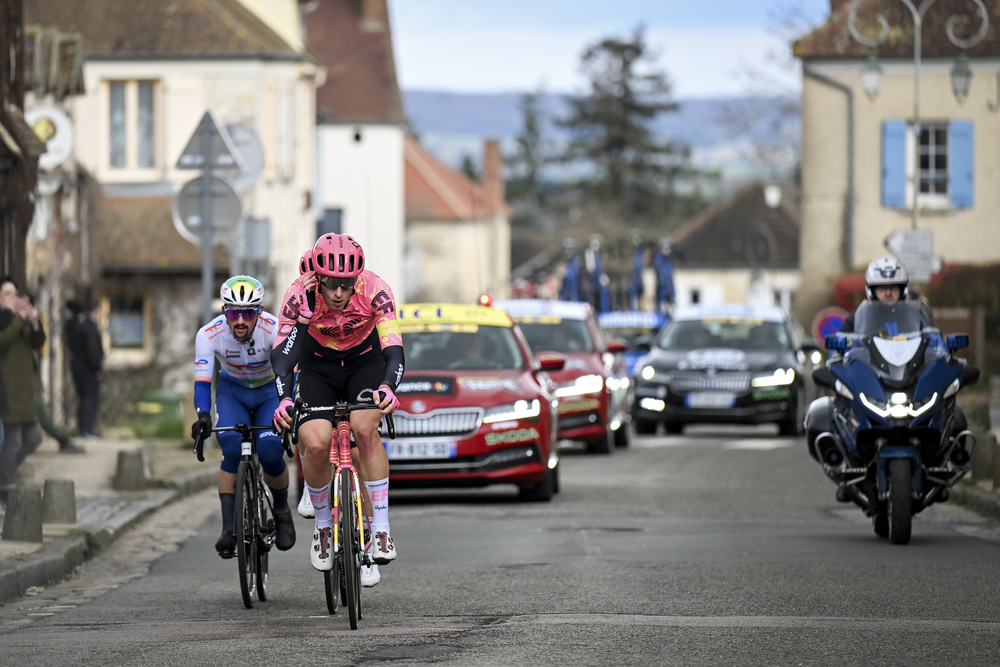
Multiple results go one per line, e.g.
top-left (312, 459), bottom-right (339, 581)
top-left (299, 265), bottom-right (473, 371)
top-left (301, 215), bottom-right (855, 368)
top-left (631, 304), bottom-right (821, 436)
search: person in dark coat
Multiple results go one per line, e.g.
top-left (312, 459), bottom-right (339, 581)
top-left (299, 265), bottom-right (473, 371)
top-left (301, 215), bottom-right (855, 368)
top-left (0, 277), bottom-right (46, 500)
top-left (65, 298), bottom-right (104, 438)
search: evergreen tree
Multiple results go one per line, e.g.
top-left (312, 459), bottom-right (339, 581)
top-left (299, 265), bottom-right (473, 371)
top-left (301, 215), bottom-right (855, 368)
top-left (558, 25), bottom-right (692, 220)
top-left (506, 90), bottom-right (546, 205)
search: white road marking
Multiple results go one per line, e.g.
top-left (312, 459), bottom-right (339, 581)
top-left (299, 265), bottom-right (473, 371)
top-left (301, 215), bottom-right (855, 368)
top-left (724, 440), bottom-right (796, 450)
top-left (502, 613), bottom-right (1000, 632)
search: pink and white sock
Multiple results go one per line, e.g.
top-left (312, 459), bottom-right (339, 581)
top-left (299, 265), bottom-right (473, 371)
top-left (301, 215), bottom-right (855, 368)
top-left (307, 483), bottom-right (332, 529)
top-left (364, 477), bottom-right (390, 534)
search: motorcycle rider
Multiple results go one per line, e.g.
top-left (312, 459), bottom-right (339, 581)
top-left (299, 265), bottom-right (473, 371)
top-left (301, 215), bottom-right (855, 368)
top-left (837, 256), bottom-right (929, 335)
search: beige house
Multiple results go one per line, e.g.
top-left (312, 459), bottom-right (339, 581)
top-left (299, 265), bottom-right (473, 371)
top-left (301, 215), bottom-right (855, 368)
top-left (404, 137), bottom-right (511, 304)
top-left (26, 0), bottom-right (319, 400)
top-left (670, 183), bottom-right (800, 310)
top-left (794, 0), bottom-right (1000, 324)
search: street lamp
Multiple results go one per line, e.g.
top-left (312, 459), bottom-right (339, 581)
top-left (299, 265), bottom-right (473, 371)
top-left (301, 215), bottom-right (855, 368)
top-left (861, 54), bottom-right (883, 100)
top-left (950, 53), bottom-right (973, 103)
top-left (848, 0), bottom-right (989, 229)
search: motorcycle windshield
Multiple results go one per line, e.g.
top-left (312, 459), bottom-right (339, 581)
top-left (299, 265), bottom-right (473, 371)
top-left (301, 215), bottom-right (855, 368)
top-left (852, 301), bottom-right (923, 339)
top-left (842, 302), bottom-right (946, 384)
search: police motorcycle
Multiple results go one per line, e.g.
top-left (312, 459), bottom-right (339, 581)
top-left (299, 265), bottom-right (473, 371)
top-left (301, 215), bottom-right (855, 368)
top-left (805, 299), bottom-right (980, 544)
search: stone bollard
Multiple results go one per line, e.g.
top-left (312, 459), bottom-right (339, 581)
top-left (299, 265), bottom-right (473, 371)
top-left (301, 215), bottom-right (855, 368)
top-left (114, 450), bottom-right (147, 491)
top-left (42, 479), bottom-right (77, 524)
top-left (964, 399), bottom-right (992, 435)
top-left (2, 486), bottom-right (44, 542)
top-left (970, 432), bottom-right (994, 484)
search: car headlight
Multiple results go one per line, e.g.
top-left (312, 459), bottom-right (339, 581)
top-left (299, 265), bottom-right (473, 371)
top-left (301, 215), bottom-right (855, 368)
top-left (553, 374), bottom-right (605, 398)
top-left (483, 399), bottom-right (541, 423)
top-left (751, 368), bottom-right (795, 387)
top-left (639, 398), bottom-right (666, 412)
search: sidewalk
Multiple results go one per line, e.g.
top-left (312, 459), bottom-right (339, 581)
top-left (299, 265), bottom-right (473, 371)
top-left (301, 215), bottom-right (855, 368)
top-left (0, 432), bottom-right (218, 603)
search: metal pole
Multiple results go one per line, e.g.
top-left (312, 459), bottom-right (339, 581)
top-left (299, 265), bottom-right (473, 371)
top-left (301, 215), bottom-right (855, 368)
top-left (911, 6), bottom-right (922, 230)
top-left (201, 117), bottom-right (214, 325)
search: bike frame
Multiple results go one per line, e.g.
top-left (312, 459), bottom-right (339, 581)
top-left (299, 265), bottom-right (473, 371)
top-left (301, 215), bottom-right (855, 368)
top-left (329, 409), bottom-right (366, 558)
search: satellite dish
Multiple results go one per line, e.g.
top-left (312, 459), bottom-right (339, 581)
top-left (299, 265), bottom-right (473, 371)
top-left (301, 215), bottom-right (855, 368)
top-left (225, 124), bottom-right (264, 191)
top-left (171, 175), bottom-right (243, 245)
top-left (25, 106), bottom-right (74, 171)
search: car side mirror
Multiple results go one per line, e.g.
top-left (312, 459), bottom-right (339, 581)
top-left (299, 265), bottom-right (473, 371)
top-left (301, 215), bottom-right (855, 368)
top-left (799, 338), bottom-right (821, 352)
top-left (605, 338), bottom-right (628, 353)
top-left (536, 353), bottom-right (566, 372)
top-left (813, 367), bottom-right (836, 389)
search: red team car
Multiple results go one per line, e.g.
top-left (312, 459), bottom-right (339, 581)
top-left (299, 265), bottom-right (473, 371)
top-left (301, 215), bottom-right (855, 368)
top-left (493, 300), bottom-right (630, 454)
top-left (386, 303), bottom-right (563, 500)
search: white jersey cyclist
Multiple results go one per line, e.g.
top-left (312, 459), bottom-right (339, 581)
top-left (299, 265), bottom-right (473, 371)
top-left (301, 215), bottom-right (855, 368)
top-left (191, 276), bottom-right (296, 559)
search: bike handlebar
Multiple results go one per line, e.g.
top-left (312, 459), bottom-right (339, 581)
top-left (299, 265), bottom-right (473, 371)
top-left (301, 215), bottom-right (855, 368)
top-left (287, 398), bottom-right (396, 445)
top-left (193, 423), bottom-right (287, 462)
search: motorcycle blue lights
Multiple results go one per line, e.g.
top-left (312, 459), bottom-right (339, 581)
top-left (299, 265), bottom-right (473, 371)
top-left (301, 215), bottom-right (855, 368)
top-left (825, 335), bottom-right (848, 352)
top-left (946, 334), bottom-right (969, 351)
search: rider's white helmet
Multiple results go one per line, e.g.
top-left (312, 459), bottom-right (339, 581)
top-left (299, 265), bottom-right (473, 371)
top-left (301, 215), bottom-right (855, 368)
top-left (865, 256), bottom-right (908, 300)
top-left (220, 275), bottom-right (264, 308)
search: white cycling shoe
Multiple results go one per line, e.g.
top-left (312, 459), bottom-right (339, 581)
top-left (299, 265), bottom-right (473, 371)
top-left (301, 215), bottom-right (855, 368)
top-left (311, 526), bottom-right (333, 571)
top-left (361, 562), bottom-right (380, 587)
top-left (371, 531), bottom-right (397, 565)
top-left (297, 490), bottom-right (315, 518)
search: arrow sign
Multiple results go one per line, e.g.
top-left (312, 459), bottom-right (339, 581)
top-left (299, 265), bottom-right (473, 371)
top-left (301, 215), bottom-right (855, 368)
top-left (175, 111), bottom-right (243, 170)
top-left (884, 228), bottom-right (941, 283)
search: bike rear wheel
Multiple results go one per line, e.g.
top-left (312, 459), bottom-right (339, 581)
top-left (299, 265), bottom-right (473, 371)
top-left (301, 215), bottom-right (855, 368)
top-left (341, 467), bottom-right (361, 629)
top-left (235, 461), bottom-right (258, 608)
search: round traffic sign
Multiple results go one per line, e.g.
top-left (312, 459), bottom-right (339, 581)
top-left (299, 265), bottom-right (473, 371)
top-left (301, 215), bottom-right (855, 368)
top-left (171, 175), bottom-right (242, 245)
top-left (811, 306), bottom-right (850, 343)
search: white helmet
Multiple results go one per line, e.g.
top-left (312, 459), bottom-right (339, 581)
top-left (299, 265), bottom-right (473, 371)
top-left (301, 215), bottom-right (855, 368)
top-left (220, 275), bottom-right (264, 308)
top-left (865, 256), bottom-right (908, 300)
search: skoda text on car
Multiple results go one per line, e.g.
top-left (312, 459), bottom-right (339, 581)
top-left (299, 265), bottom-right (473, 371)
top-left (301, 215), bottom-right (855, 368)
top-left (387, 303), bottom-right (562, 501)
top-left (493, 299), bottom-right (630, 454)
top-left (631, 304), bottom-right (819, 436)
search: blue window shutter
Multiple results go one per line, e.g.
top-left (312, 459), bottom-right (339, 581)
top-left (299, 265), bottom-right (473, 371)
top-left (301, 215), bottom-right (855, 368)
top-left (881, 120), bottom-right (907, 208)
top-left (949, 120), bottom-right (974, 209)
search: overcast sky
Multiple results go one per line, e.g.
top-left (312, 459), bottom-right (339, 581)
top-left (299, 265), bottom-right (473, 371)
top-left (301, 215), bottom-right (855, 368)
top-left (389, 0), bottom-right (831, 98)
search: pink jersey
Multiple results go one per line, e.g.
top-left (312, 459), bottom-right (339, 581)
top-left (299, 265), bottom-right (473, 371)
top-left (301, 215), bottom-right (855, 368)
top-left (276, 269), bottom-right (402, 353)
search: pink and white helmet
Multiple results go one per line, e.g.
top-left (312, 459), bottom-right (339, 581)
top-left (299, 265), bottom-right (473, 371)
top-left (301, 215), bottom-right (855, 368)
top-left (298, 249), bottom-right (315, 275)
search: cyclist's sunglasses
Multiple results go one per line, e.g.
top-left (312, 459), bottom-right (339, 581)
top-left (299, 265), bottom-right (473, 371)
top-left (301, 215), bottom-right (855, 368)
top-left (224, 307), bottom-right (260, 322)
top-left (319, 275), bottom-right (357, 291)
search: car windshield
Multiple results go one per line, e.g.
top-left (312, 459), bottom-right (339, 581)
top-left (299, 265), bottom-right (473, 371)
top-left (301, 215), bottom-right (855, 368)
top-left (516, 318), bottom-right (593, 353)
top-left (656, 320), bottom-right (789, 352)
top-left (403, 325), bottom-right (525, 371)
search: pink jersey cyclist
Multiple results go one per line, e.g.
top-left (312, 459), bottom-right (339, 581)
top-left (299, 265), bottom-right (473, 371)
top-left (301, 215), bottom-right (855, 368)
top-left (271, 234), bottom-right (403, 579)
top-left (274, 269), bottom-right (402, 356)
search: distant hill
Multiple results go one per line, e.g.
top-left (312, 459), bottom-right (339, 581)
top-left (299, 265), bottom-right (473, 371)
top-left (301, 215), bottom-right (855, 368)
top-left (403, 90), bottom-right (799, 183)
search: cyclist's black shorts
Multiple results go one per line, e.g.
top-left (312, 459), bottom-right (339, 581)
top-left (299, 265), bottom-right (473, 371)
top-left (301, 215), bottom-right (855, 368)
top-left (297, 330), bottom-right (385, 426)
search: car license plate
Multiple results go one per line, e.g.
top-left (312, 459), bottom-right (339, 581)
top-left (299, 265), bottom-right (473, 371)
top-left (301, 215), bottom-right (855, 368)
top-left (386, 441), bottom-right (458, 460)
top-left (685, 392), bottom-right (736, 408)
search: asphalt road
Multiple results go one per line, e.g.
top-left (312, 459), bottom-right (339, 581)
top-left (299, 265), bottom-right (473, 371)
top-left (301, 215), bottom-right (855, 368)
top-left (4, 424), bottom-right (1000, 666)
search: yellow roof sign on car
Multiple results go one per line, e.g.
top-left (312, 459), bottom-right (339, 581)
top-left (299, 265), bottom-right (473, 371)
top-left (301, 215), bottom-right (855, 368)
top-left (399, 303), bottom-right (512, 332)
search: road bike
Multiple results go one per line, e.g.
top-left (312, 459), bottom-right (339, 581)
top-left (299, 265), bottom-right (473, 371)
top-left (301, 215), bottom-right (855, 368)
top-left (195, 422), bottom-right (290, 608)
top-left (288, 398), bottom-right (395, 629)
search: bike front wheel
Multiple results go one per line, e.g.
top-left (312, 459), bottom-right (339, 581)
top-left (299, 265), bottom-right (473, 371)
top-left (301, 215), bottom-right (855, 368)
top-left (235, 461), bottom-right (258, 608)
top-left (256, 477), bottom-right (272, 602)
top-left (341, 468), bottom-right (361, 629)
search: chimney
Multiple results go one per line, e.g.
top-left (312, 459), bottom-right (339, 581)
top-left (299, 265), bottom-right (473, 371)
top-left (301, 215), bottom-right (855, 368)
top-left (358, 0), bottom-right (388, 31)
top-left (483, 139), bottom-right (505, 214)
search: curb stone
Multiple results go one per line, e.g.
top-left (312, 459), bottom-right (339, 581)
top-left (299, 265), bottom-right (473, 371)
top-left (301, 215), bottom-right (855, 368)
top-left (0, 467), bottom-right (216, 604)
top-left (950, 483), bottom-right (1000, 521)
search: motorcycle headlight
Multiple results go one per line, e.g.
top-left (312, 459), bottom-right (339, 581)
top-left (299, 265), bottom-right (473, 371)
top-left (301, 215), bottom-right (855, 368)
top-left (553, 374), bottom-right (605, 397)
top-left (859, 393), bottom-right (891, 418)
top-left (751, 368), bottom-right (795, 387)
top-left (483, 399), bottom-right (541, 423)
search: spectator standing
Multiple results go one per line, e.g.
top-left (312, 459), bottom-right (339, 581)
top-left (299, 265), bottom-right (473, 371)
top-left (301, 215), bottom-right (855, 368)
top-left (65, 298), bottom-right (104, 438)
top-left (0, 277), bottom-right (46, 502)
